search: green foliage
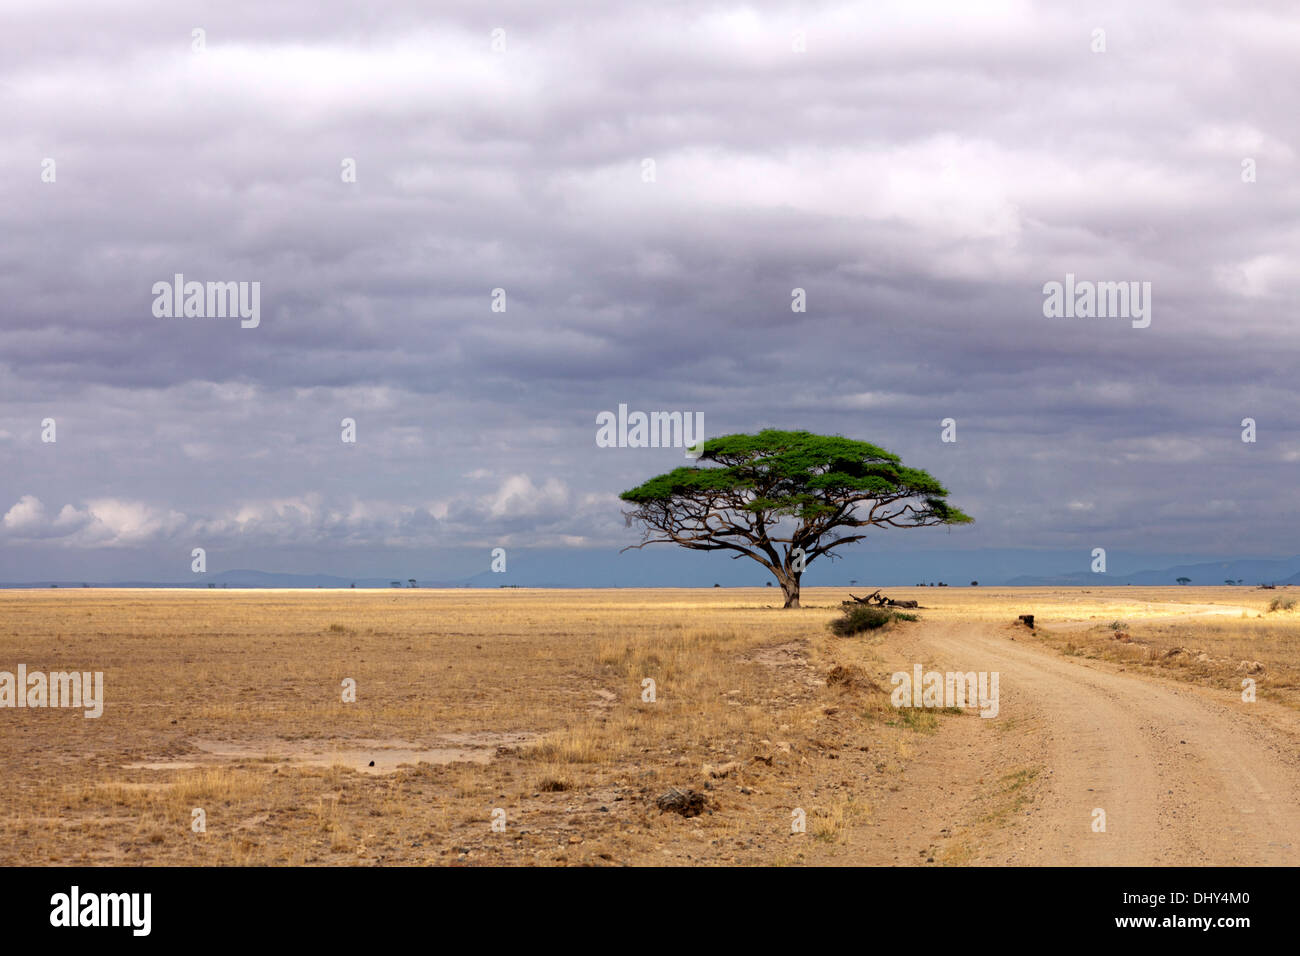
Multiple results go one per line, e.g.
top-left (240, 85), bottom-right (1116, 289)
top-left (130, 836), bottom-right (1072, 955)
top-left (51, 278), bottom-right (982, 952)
top-left (829, 605), bottom-right (916, 636)
top-left (892, 708), bottom-right (940, 733)
top-left (620, 430), bottom-right (971, 606)
top-left (619, 429), bottom-right (972, 526)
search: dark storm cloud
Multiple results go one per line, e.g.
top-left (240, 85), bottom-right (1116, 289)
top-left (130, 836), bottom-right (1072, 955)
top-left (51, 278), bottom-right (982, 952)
top-left (1, 0), bottom-right (1298, 577)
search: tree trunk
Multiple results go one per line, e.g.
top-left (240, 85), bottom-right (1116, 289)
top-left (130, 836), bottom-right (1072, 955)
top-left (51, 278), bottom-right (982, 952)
top-left (778, 574), bottom-right (801, 608)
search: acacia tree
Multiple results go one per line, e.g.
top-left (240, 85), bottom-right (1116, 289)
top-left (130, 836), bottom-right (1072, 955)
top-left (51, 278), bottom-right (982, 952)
top-left (619, 430), bottom-right (972, 608)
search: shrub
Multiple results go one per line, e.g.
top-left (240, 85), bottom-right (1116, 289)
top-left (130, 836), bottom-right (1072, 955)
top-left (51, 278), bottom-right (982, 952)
top-left (829, 605), bottom-right (916, 636)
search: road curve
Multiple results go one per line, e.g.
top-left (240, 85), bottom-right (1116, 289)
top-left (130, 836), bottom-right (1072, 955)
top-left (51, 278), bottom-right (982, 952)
top-left (913, 619), bottom-right (1300, 865)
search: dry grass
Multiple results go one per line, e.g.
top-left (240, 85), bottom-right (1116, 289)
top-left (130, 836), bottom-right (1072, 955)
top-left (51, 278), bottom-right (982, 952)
top-left (987, 591), bottom-right (1300, 707)
top-left (2, 584), bottom-right (1296, 865)
top-left (865, 584), bottom-right (1300, 708)
top-left (0, 587), bottom-right (902, 865)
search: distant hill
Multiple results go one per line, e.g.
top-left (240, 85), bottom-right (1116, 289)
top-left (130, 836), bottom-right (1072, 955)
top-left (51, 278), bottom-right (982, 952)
top-left (6, 551), bottom-right (1300, 589)
top-left (205, 570), bottom-right (441, 588)
top-left (0, 570), bottom-right (470, 589)
top-left (1006, 556), bottom-right (1300, 587)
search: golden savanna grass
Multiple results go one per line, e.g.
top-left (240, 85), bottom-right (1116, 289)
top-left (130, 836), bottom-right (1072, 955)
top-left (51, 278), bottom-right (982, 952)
top-left (969, 586), bottom-right (1300, 707)
top-left (0, 585), bottom-right (1294, 865)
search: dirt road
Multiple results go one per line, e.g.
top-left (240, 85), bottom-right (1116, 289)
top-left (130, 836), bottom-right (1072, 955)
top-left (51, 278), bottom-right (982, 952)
top-left (890, 619), bottom-right (1300, 865)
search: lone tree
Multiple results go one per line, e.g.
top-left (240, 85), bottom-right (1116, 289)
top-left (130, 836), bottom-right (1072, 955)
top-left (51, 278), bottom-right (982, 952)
top-left (619, 430), bottom-right (971, 608)
top-left (1176, 576), bottom-right (1191, 585)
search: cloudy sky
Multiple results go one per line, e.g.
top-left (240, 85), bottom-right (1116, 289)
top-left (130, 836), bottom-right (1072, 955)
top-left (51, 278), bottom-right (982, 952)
top-left (1, 0), bottom-right (1297, 583)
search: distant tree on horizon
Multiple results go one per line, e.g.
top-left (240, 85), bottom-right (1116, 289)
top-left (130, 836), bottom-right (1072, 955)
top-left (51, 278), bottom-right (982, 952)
top-left (1176, 576), bottom-right (1191, 585)
top-left (620, 430), bottom-right (970, 608)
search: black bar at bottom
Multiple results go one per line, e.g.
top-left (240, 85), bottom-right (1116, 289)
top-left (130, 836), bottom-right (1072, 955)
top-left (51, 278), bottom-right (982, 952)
top-left (0, 865), bottom-right (1281, 942)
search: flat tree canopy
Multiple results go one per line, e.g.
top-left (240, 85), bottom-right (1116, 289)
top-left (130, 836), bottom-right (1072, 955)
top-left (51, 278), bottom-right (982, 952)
top-left (619, 429), bottom-right (971, 607)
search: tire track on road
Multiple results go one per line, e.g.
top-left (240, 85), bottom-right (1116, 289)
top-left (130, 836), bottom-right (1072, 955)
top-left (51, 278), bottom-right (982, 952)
top-left (911, 619), bottom-right (1300, 865)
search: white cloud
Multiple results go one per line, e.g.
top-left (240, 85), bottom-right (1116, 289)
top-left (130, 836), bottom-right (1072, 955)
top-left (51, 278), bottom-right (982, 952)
top-left (2, 495), bottom-right (45, 531)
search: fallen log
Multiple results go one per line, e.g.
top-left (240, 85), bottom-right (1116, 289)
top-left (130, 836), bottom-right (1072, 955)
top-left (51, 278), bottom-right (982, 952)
top-left (846, 592), bottom-right (922, 609)
top-left (847, 590), bottom-right (884, 605)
